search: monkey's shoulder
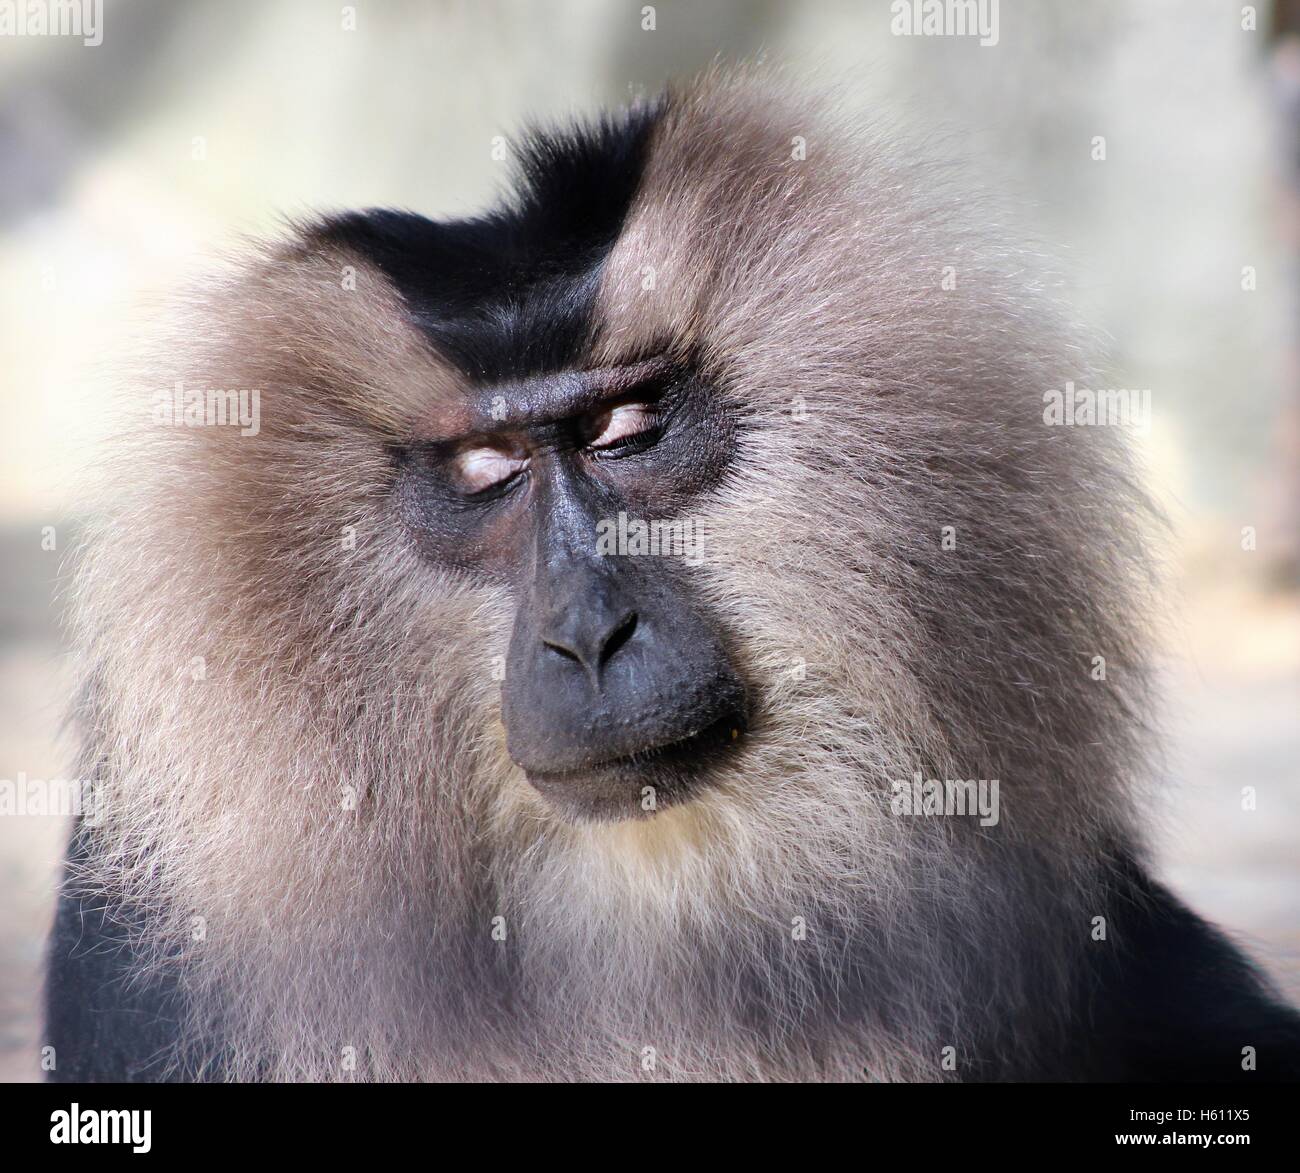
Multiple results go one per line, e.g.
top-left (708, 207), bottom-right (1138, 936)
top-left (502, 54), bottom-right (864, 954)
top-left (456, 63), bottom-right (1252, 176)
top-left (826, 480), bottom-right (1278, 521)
top-left (44, 826), bottom-right (210, 1083)
top-left (1059, 864), bottom-right (1300, 1083)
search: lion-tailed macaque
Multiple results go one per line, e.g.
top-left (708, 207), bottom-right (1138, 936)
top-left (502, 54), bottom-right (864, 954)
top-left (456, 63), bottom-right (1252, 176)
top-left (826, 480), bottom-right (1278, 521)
top-left (45, 68), bottom-right (1300, 1082)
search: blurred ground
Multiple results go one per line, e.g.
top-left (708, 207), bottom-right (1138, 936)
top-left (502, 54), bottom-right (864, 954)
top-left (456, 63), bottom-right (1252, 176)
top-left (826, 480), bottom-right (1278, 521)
top-left (0, 530), bottom-right (69, 1081)
top-left (0, 649), bottom-right (67, 1082)
top-left (1160, 581), bottom-right (1300, 998)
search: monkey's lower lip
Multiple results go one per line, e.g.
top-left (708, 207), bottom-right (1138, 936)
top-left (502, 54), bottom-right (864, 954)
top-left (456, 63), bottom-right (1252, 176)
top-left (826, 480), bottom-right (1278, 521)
top-left (518, 714), bottom-right (744, 822)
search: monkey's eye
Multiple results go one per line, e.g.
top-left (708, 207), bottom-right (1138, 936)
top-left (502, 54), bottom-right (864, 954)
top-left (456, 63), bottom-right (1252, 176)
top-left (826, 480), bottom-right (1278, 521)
top-left (450, 446), bottom-right (528, 496)
top-left (584, 402), bottom-right (660, 452)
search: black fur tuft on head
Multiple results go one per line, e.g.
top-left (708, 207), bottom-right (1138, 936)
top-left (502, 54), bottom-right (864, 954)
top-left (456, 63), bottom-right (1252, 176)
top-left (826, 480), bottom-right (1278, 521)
top-left (308, 101), bottom-right (664, 382)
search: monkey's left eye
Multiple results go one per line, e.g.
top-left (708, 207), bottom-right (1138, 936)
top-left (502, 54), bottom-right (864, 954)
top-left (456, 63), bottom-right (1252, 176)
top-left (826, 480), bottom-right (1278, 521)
top-left (451, 446), bottom-right (528, 495)
top-left (584, 402), bottom-right (660, 452)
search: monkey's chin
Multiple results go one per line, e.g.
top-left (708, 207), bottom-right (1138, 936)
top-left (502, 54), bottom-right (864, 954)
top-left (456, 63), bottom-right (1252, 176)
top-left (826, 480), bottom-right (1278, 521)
top-left (518, 716), bottom-right (743, 824)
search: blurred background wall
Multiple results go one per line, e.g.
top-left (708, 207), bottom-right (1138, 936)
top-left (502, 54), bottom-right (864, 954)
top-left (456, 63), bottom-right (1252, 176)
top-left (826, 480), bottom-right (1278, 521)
top-left (1, 0), bottom-right (1297, 1079)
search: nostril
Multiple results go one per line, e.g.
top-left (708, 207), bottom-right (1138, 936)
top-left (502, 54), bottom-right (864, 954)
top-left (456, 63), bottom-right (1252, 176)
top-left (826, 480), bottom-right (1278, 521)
top-left (543, 638), bottom-right (583, 665)
top-left (599, 611), bottom-right (638, 668)
top-left (538, 609), bottom-right (638, 677)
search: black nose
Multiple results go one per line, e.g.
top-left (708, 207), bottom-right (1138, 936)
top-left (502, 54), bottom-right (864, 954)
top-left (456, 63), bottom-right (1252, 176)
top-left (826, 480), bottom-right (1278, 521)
top-left (502, 551), bottom-right (746, 787)
top-left (537, 569), bottom-right (639, 684)
top-left (541, 606), bottom-right (638, 681)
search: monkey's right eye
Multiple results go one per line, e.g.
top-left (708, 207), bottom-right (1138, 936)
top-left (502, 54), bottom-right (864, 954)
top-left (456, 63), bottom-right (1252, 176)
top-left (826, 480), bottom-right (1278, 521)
top-left (583, 401), bottom-right (660, 452)
top-left (450, 446), bottom-right (529, 496)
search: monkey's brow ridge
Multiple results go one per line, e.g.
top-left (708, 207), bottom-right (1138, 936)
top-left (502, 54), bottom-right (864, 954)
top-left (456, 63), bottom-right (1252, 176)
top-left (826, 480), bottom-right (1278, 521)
top-left (455, 356), bottom-right (673, 436)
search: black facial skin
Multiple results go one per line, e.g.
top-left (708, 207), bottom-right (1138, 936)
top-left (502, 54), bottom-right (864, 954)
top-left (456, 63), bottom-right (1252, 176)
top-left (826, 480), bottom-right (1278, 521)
top-left (316, 105), bottom-right (748, 819)
top-left (394, 359), bottom-right (748, 821)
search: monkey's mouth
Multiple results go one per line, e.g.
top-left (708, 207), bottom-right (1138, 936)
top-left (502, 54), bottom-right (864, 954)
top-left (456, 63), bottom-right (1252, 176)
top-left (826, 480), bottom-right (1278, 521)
top-left (520, 712), bottom-right (745, 823)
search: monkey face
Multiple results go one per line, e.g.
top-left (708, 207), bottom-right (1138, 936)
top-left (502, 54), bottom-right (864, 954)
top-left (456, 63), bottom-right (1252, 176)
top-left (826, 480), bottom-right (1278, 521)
top-left (391, 358), bottom-right (747, 821)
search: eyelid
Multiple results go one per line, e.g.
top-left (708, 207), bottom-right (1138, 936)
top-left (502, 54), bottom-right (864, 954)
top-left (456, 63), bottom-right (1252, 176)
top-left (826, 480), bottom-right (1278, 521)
top-left (587, 402), bottom-right (660, 450)
top-left (452, 446), bottom-right (528, 494)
